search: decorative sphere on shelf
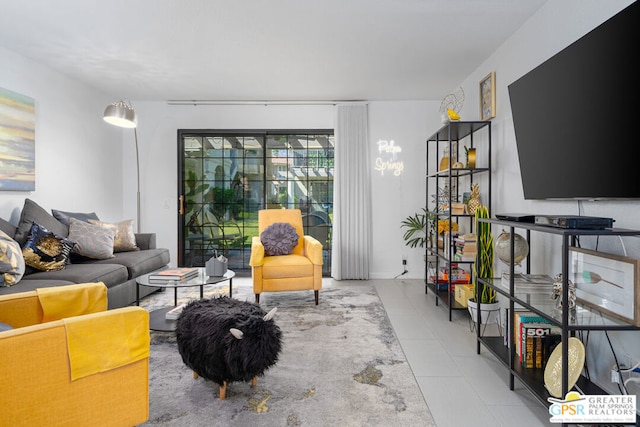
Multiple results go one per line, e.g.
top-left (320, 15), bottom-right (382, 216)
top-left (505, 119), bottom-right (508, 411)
top-left (495, 231), bottom-right (529, 266)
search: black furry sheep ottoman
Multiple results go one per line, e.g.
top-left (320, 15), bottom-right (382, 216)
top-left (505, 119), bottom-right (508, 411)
top-left (175, 296), bottom-right (282, 399)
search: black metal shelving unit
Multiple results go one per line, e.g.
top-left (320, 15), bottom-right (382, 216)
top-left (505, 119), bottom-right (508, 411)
top-left (425, 121), bottom-right (492, 320)
top-left (477, 218), bottom-right (640, 422)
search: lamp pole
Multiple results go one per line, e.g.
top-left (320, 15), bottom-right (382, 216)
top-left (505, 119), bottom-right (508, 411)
top-left (134, 127), bottom-right (141, 232)
top-left (103, 100), bottom-right (141, 232)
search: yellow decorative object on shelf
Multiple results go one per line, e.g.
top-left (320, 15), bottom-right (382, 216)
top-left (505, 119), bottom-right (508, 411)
top-left (466, 183), bottom-right (481, 215)
top-left (447, 108), bottom-right (460, 121)
top-left (437, 219), bottom-right (458, 235)
top-left (544, 337), bottom-right (585, 398)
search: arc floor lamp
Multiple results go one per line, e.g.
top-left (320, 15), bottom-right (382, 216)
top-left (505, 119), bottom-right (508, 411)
top-left (103, 100), bottom-right (141, 232)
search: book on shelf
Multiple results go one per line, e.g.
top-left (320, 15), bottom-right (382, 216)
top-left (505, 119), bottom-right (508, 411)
top-left (165, 303), bottom-right (187, 320)
top-left (514, 311), bottom-right (552, 361)
top-left (453, 234), bottom-right (477, 262)
top-left (454, 233), bottom-right (477, 243)
top-left (522, 323), bottom-right (560, 368)
top-left (453, 252), bottom-right (477, 262)
top-left (149, 267), bottom-right (199, 281)
top-left (500, 272), bottom-right (554, 293)
top-left (540, 334), bottom-right (562, 369)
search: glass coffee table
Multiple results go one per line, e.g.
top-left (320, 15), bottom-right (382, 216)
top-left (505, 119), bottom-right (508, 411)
top-left (136, 268), bottom-right (235, 331)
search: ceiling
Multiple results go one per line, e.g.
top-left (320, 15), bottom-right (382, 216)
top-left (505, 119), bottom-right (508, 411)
top-left (0, 0), bottom-right (546, 103)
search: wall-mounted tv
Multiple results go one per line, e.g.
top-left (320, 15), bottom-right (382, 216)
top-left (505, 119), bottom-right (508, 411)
top-left (508, 1), bottom-right (639, 200)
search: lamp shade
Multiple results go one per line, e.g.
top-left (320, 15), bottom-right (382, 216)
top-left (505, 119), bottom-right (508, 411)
top-left (103, 100), bottom-right (138, 128)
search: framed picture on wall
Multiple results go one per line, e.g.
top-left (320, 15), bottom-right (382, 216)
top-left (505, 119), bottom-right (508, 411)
top-left (570, 247), bottom-right (640, 326)
top-left (0, 87), bottom-right (35, 191)
top-left (479, 72), bottom-right (496, 121)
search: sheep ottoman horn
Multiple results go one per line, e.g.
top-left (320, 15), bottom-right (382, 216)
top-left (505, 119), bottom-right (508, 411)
top-left (176, 296), bottom-right (282, 400)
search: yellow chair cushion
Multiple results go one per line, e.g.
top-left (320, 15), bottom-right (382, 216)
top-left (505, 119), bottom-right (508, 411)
top-left (262, 254), bottom-right (314, 279)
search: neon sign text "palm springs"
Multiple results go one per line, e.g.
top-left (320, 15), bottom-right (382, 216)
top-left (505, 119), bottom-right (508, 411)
top-left (375, 140), bottom-right (404, 176)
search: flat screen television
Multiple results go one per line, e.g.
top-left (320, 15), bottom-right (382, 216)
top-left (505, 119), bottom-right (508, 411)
top-left (508, 1), bottom-right (639, 200)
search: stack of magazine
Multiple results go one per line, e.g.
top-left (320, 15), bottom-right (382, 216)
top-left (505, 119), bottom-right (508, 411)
top-left (500, 272), bottom-right (554, 294)
top-left (165, 303), bottom-right (187, 320)
top-left (149, 267), bottom-right (199, 283)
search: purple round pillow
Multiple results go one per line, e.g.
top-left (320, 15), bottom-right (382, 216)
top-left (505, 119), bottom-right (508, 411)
top-left (260, 222), bottom-right (300, 256)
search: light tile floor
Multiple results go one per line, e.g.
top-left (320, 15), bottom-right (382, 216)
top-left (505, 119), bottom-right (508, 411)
top-left (373, 278), bottom-right (553, 427)
top-left (227, 275), bottom-right (551, 425)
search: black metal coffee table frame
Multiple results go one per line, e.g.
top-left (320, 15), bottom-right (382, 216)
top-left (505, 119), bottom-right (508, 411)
top-left (136, 268), bottom-right (235, 331)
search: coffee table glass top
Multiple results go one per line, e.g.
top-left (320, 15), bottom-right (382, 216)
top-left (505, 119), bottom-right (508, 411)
top-left (137, 268), bottom-right (235, 288)
top-left (137, 268), bottom-right (235, 332)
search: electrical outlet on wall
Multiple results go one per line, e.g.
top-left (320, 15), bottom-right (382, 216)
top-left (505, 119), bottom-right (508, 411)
top-left (618, 351), bottom-right (633, 370)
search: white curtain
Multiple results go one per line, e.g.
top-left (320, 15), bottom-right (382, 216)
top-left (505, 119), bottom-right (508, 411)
top-left (331, 104), bottom-right (371, 280)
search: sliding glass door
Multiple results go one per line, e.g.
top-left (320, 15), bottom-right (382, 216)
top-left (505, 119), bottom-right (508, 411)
top-left (178, 131), bottom-right (334, 275)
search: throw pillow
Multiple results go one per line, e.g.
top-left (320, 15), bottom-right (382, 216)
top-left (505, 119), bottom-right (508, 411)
top-left (51, 209), bottom-right (100, 227)
top-left (22, 222), bottom-right (75, 272)
top-left (88, 219), bottom-right (139, 252)
top-left (0, 230), bottom-right (25, 287)
top-left (67, 218), bottom-right (115, 260)
top-left (260, 222), bottom-right (300, 256)
top-left (14, 199), bottom-right (68, 247)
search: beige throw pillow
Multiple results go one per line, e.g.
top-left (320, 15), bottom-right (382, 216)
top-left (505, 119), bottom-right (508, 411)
top-left (88, 219), bottom-right (139, 252)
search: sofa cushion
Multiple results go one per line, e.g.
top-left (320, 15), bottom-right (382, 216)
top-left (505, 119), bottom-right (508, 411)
top-left (51, 209), bottom-right (100, 227)
top-left (20, 263), bottom-right (129, 288)
top-left (15, 199), bottom-right (68, 247)
top-left (0, 218), bottom-right (16, 238)
top-left (22, 223), bottom-right (75, 272)
top-left (68, 218), bottom-right (115, 260)
top-left (89, 219), bottom-right (139, 252)
top-left (261, 222), bottom-right (300, 256)
top-left (0, 278), bottom-right (75, 295)
top-left (0, 230), bottom-right (25, 287)
top-left (90, 248), bottom-right (170, 279)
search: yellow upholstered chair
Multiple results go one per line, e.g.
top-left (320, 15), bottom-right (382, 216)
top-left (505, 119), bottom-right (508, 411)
top-left (0, 282), bottom-right (150, 427)
top-left (250, 209), bottom-right (323, 304)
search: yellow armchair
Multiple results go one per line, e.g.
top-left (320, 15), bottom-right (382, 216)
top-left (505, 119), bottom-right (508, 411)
top-left (0, 282), bottom-right (150, 427)
top-left (250, 209), bottom-right (323, 304)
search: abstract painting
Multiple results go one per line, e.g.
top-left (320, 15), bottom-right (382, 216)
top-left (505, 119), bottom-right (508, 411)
top-left (0, 87), bottom-right (35, 191)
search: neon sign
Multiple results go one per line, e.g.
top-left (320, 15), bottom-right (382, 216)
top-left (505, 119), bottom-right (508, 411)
top-left (374, 139), bottom-right (404, 176)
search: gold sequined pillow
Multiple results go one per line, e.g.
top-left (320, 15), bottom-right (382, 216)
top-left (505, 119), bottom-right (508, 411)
top-left (0, 230), bottom-right (25, 287)
top-left (22, 222), bottom-right (75, 272)
top-left (88, 219), bottom-right (139, 252)
top-left (68, 218), bottom-right (116, 259)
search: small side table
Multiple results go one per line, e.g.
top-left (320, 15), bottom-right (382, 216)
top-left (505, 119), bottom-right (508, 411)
top-left (136, 268), bottom-right (235, 331)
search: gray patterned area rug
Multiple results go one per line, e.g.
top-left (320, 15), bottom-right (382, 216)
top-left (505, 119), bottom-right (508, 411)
top-left (138, 278), bottom-right (435, 427)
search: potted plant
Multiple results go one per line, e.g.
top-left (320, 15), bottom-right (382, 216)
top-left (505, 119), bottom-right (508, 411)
top-left (468, 205), bottom-right (499, 325)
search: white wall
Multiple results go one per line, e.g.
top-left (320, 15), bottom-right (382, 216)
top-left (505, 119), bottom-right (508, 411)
top-left (0, 46), bottom-right (124, 224)
top-left (130, 102), bottom-right (335, 263)
top-left (453, 0), bottom-right (639, 400)
top-left (457, 0), bottom-right (639, 268)
top-left (368, 101), bottom-right (440, 278)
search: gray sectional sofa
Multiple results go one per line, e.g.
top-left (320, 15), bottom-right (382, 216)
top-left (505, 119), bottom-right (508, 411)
top-left (0, 199), bottom-right (170, 309)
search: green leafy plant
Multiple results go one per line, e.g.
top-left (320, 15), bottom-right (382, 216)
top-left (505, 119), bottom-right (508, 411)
top-left (472, 205), bottom-right (496, 303)
top-left (209, 188), bottom-right (235, 219)
top-left (401, 208), bottom-right (436, 248)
